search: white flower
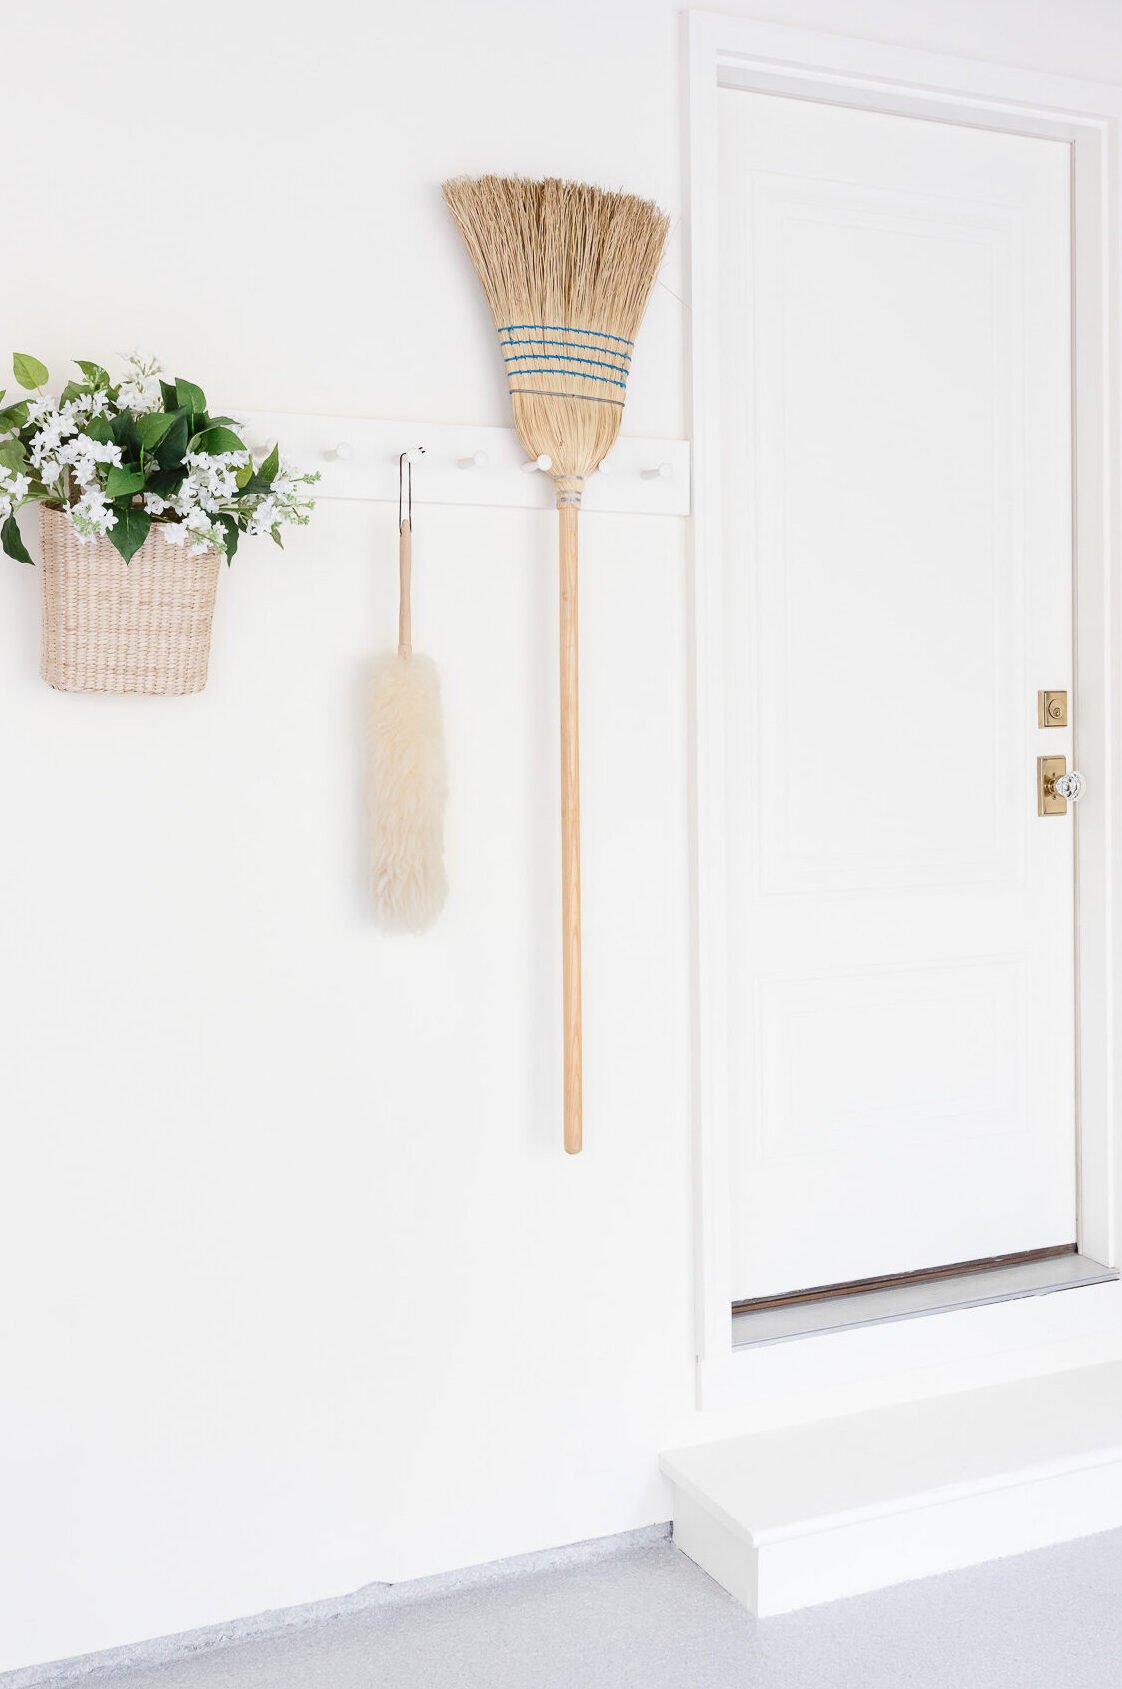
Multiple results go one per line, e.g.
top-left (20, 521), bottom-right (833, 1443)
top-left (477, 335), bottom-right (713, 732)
top-left (26, 396), bottom-right (62, 426)
top-left (177, 449), bottom-right (249, 516)
top-left (29, 429), bottom-right (62, 467)
top-left (245, 458), bottom-right (318, 537)
top-left (246, 496), bottom-right (278, 537)
top-left (160, 509), bottom-right (225, 555)
top-left (150, 449), bottom-right (248, 548)
top-left (70, 487), bottom-right (118, 543)
top-left (183, 510), bottom-right (227, 554)
top-left (0, 465), bottom-right (31, 522)
top-left (61, 390), bottom-right (111, 425)
top-left (58, 432), bottom-right (123, 489)
top-left (116, 352), bottom-right (164, 414)
top-left (27, 403), bottom-right (78, 474)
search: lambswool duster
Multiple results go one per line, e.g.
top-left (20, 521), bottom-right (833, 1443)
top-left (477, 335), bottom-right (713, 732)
top-left (368, 456), bottom-right (447, 930)
top-left (443, 175), bottom-right (669, 1153)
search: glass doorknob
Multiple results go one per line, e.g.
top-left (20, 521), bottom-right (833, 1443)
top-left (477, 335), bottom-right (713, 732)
top-left (1038, 758), bottom-right (1085, 814)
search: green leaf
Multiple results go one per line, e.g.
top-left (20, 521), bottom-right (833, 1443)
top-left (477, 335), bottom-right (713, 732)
top-left (0, 401), bottom-right (29, 432)
top-left (75, 360), bottom-right (109, 387)
top-left (217, 513), bottom-right (240, 564)
top-left (159, 379), bottom-right (178, 410)
top-left (146, 466), bottom-right (185, 499)
top-left (111, 408), bottom-right (140, 460)
top-left (192, 425), bottom-right (246, 457)
top-left (0, 437), bottom-right (27, 471)
top-left (154, 411), bottom-right (189, 469)
top-left (270, 525), bottom-right (284, 547)
top-left (136, 411), bottom-right (175, 451)
top-left (84, 414), bottom-right (114, 445)
top-left (238, 443), bottom-right (281, 498)
top-left (174, 376), bottom-right (206, 417)
top-left (58, 379), bottom-right (85, 408)
top-left (104, 465), bottom-right (145, 497)
top-left (12, 352), bottom-right (48, 390)
top-left (1, 513), bottom-right (33, 563)
top-left (107, 506), bottom-right (151, 563)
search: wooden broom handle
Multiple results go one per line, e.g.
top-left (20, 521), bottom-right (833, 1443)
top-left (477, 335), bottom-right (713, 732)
top-left (399, 519), bottom-right (412, 658)
top-left (559, 504), bottom-right (583, 1154)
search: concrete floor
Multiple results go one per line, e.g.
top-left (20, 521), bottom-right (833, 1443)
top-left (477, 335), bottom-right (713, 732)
top-left (47, 1526), bottom-right (1122, 1689)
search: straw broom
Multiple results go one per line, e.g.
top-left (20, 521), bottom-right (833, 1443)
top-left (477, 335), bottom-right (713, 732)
top-left (442, 176), bottom-right (669, 1154)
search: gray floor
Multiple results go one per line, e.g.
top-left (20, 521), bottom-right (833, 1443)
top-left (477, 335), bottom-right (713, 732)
top-left (64, 1527), bottom-right (1122, 1689)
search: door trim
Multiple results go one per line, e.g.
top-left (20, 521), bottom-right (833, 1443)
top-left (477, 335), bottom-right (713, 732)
top-left (686, 11), bottom-right (1122, 1413)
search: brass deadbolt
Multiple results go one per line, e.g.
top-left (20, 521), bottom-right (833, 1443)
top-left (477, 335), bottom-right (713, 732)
top-left (1038, 690), bottom-right (1068, 728)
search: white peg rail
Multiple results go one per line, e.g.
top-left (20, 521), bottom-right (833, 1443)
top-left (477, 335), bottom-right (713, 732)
top-left (240, 412), bottom-right (690, 517)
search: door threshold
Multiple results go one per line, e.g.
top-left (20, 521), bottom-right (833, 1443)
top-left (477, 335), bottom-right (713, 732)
top-left (732, 1252), bottom-right (1118, 1348)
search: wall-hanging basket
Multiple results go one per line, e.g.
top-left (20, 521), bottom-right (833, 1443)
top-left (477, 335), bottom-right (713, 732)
top-left (4, 353), bottom-right (318, 695)
top-left (39, 505), bottom-right (221, 696)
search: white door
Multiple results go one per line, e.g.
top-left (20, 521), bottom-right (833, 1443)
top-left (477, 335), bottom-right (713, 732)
top-left (718, 91), bottom-right (1077, 1302)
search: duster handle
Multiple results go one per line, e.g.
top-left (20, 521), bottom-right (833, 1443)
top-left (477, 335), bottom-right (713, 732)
top-left (398, 519), bottom-right (412, 658)
top-left (559, 504), bottom-right (583, 1154)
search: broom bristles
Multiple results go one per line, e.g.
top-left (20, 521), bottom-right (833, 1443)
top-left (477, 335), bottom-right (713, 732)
top-left (443, 176), bottom-right (670, 501)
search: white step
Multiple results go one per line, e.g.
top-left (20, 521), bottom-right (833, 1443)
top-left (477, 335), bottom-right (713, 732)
top-left (661, 1361), bottom-right (1122, 1615)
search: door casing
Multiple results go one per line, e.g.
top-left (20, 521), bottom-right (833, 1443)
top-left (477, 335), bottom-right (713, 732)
top-left (686, 11), bottom-right (1122, 1416)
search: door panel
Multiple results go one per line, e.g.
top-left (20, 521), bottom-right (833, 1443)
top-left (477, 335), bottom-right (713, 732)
top-left (718, 91), bottom-right (1076, 1301)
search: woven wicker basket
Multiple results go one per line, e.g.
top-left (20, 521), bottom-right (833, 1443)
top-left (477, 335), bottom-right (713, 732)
top-left (40, 505), bottom-right (221, 695)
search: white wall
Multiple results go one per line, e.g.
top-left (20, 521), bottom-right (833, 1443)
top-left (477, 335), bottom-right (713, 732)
top-left (2, 0), bottom-right (1122, 1673)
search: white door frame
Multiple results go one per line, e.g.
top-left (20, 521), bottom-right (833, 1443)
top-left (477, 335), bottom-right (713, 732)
top-left (687, 12), bottom-right (1122, 1415)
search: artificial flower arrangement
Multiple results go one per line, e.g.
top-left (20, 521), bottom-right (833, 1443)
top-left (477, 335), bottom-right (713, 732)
top-left (0, 352), bottom-right (318, 694)
top-left (0, 351), bottom-right (317, 564)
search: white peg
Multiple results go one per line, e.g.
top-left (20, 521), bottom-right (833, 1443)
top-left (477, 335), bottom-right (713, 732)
top-left (641, 462), bottom-right (670, 482)
top-left (522, 453), bottom-right (553, 474)
top-left (330, 442), bottom-right (354, 462)
top-left (458, 450), bottom-right (489, 470)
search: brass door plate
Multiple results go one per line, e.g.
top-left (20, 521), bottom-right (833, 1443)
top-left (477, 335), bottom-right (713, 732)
top-left (1038, 755), bottom-right (1068, 815)
top-left (1038, 690), bottom-right (1068, 727)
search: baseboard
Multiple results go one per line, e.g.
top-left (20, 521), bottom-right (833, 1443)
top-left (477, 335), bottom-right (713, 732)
top-left (2, 1524), bottom-right (672, 1688)
top-left (662, 1360), bottom-right (1122, 1615)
